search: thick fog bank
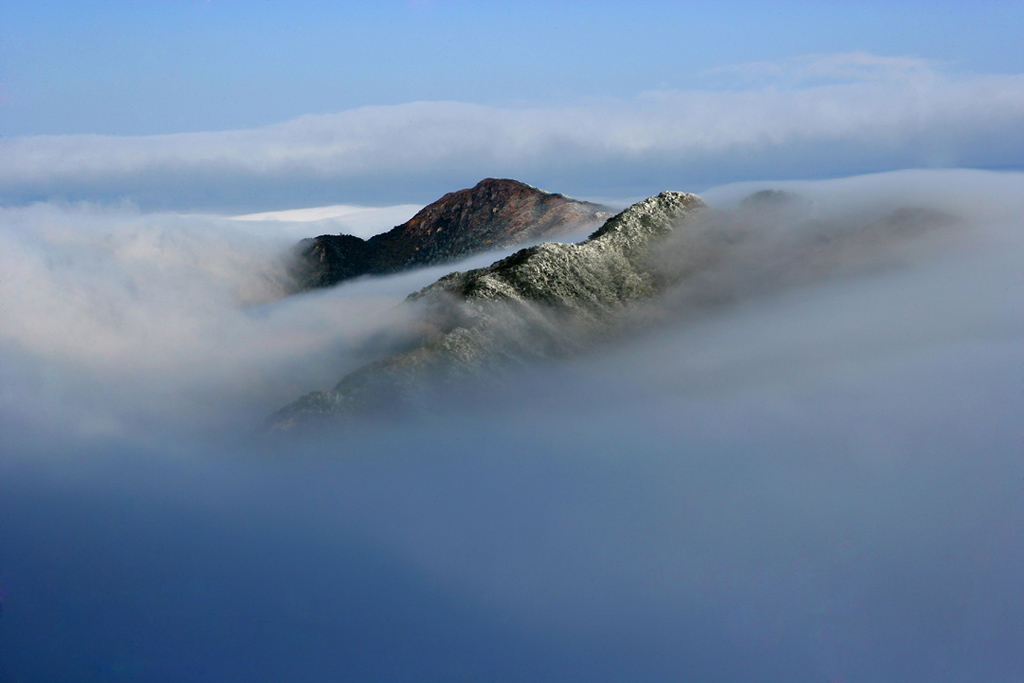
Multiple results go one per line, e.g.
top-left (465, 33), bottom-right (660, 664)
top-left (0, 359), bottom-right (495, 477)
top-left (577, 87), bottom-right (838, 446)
top-left (1, 170), bottom-right (1021, 681)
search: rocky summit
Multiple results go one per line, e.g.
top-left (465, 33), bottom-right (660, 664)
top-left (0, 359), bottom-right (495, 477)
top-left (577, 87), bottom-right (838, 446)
top-left (290, 178), bottom-right (609, 292)
top-left (268, 191), bottom-right (706, 429)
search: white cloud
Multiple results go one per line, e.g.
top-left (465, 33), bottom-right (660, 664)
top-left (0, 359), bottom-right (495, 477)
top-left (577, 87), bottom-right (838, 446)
top-left (1, 55), bottom-right (1020, 209)
top-left (231, 204), bottom-right (423, 239)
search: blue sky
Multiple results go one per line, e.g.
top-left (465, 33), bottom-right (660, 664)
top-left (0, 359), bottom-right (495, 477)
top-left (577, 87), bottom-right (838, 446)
top-left (3, 0), bottom-right (1022, 136)
top-left (1, 1), bottom-right (1022, 207)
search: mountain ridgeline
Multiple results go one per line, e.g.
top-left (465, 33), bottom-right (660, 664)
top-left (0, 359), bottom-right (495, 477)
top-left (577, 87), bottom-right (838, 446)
top-left (268, 181), bottom-right (960, 431)
top-left (290, 178), bottom-right (609, 292)
top-left (270, 191), bottom-right (707, 429)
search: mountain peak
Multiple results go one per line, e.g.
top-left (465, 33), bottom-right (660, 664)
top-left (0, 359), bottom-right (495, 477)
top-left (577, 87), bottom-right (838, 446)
top-left (290, 179), bottom-right (608, 292)
top-left (268, 190), bottom-right (707, 429)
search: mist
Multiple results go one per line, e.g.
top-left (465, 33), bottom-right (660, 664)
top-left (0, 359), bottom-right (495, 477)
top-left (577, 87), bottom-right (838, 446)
top-left (1, 170), bottom-right (1021, 682)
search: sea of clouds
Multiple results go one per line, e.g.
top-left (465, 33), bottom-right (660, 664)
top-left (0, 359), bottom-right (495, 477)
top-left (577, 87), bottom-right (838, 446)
top-left (0, 168), bottom-right (1020, 681)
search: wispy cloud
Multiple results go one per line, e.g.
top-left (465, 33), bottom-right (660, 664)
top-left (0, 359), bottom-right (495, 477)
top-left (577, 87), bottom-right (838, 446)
top-left (1, 55), bottom-right (1021, 209)
top-left (699, 51), bottom-right (937, 87)
top-left (231, 204), bottom-right (424, 239)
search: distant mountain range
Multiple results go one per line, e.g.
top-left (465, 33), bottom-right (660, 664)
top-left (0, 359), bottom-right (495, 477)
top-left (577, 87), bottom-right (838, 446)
top-left (290, 178), bottom-right (609, 292)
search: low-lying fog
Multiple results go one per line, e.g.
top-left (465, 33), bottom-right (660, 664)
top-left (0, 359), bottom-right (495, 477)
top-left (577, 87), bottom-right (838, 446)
top-left (1, 170), bottom-right (1020, 682)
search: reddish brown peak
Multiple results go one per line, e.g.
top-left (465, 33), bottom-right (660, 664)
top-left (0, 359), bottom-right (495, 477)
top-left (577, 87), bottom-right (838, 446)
top-left (467, 177), bottom-right (553, 197)
top-left (402, 178), bottom-right (565, 234)
top-left (290, 179), bottom-right (608, 293)
top-left (450, 178), bottom-right (548, 201)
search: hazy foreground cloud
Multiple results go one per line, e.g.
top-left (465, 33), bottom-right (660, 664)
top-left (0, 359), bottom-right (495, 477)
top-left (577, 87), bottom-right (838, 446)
top-left (2, 55), bottom-right (1021, 209)
top-left (0, 170), bottom-right (1021, 681)
top-left (0, 202), bottom-right (443, 440)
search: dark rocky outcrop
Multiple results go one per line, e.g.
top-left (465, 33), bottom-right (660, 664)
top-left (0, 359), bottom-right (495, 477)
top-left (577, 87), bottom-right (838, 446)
top-left (290, 178), bottom-right (609, 291)
top-left (269, 191), bottom-right (707, 429)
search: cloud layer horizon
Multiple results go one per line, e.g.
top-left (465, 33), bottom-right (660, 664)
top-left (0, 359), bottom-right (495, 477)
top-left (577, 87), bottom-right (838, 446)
top-left (3, 54), bottom-right (1021, 210)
